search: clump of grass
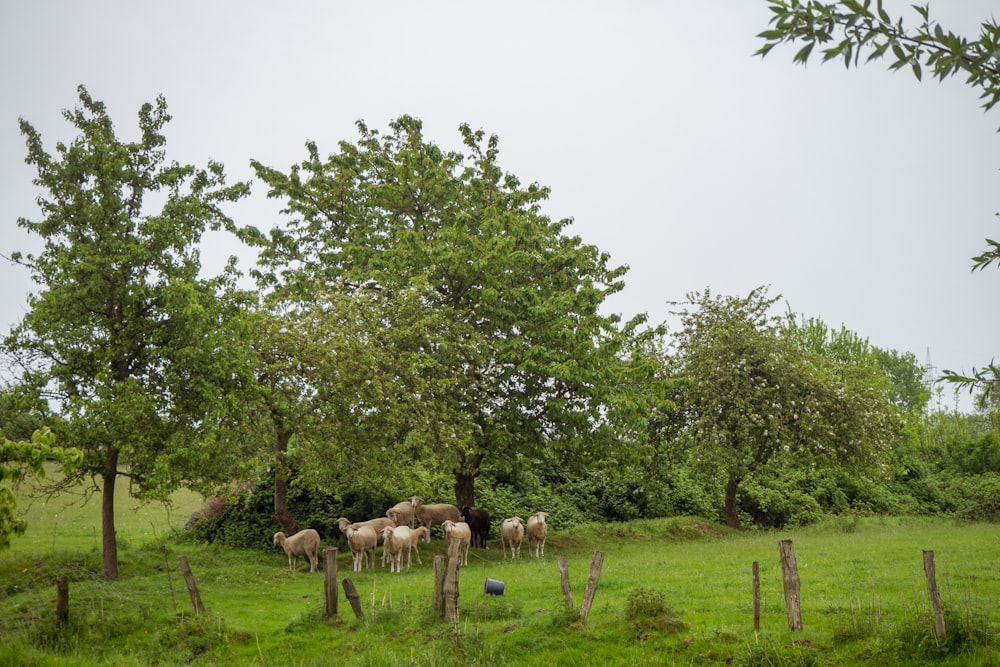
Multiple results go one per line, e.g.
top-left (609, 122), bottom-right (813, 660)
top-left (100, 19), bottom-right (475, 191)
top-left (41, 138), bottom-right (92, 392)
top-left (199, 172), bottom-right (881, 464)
top-left (736, 638), bottom-right (819, 667)
top-left (625, 586), bottom-right (687, 636)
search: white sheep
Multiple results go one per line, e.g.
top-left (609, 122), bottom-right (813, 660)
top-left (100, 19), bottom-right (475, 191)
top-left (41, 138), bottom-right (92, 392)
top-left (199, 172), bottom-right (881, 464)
top-left (386, 500), bottom-right (416, 529)
top-left (392, 525), bottom-right (431, 568)
top-left (409, 496), bottom-right (462, 533)
top-left (336, 515), bottom-right (396, 537)
top-left (526, 511), bottom-right (549, 558)
top-left (440, 519), bottom-right (472, 566)
top-left (272, 528), bottom-right (321, 573)
top-left (343, 524), bottom-right (378, 572)
top-left (500, 517), bottom-right (525, 559)
top-left (381, 526), bottom-right (406, 573)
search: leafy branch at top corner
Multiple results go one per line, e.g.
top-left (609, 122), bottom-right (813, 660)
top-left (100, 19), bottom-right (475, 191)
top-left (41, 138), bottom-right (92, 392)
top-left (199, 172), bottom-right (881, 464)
top-left (755, 1), bottom-right (1000, 115)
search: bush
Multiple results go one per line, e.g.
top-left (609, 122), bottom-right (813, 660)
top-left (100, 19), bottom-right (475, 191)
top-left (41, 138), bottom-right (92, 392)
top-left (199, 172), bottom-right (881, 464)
top-left (625, 586), bottom-right (687, 635)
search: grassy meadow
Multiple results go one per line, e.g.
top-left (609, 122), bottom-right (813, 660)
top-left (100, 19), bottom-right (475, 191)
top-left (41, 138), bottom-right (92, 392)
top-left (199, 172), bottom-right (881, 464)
top-left (2, 475), bottom-right (1000, 666)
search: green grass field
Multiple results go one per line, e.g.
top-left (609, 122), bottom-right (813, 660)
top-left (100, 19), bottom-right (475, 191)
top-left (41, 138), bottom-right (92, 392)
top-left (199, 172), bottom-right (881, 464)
top-left (2, 475), bottom-right (999, 666)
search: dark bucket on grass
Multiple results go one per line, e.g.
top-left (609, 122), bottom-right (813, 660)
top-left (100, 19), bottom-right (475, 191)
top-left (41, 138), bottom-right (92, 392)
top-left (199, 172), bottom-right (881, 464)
top-left (484, 577), bottom-right (505, 595)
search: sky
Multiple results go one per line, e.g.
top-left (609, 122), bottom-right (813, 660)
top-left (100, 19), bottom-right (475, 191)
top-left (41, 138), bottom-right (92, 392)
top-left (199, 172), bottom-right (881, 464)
top-left (1, 1), bottom-right (998, 412)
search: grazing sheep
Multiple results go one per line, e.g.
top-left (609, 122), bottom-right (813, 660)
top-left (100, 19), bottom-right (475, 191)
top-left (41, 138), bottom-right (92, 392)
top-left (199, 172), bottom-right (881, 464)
top-left (409, 496), bottom-right (461, 534)
top-left (526, 511), bottom-right (549, 558)
top-left (460, 506), bottom-right (491, 549)
top-left (440, 520), bottom-right (472, 566)
top-left (386, 500), bottom-right (416, 529)
top-left (500, 517), bottom-right (524, 559)
top-left (343, 524), bottom-right (378, 572)
top-left (273, 529), bottom-right (321, 573)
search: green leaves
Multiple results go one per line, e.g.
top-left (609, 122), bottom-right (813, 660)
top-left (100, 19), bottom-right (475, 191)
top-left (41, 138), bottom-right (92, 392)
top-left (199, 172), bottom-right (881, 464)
top-left (757, 1), bottom-right (1000, 116)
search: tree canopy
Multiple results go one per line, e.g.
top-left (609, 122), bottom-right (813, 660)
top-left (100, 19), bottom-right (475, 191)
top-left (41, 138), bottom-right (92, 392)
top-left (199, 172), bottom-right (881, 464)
top-left (665, 287), bottom-right (899, 529)
top-left (3, 86), bottom-right (252, 579)
top-left (248, 116), bottom-right (668, 506)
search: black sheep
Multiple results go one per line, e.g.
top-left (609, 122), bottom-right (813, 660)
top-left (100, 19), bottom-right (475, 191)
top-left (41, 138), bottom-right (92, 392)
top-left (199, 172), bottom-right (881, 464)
top-left (460, 506), bottom-right (491, 549)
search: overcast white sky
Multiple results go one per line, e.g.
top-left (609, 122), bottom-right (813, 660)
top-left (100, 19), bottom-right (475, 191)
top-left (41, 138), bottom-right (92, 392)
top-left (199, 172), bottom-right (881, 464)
top-left (2, 1), bottom-right (998, 411)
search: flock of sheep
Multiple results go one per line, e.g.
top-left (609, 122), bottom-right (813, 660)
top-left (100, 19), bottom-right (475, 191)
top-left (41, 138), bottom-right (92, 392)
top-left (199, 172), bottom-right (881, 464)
top-left (272, 496), bottom-right (550, 574)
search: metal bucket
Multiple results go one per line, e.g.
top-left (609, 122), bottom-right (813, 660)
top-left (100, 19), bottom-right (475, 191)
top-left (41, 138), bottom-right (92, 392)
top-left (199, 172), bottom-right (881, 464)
top-left (484, 577), bottom-right (505, 596)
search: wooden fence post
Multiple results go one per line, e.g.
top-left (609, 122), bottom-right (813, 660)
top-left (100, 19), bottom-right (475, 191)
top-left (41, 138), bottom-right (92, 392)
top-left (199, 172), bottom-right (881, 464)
top-left (578, 550), bottom-right (605, 622)
top-left (752, 561), bottom-right (760, 631)
top-left (433, 554), bottom-right (445, 616)
top-left (923, 550), bottom-right (946, 639)
top-left (342, 578), bottom-right (363, 619)
top-left (558, 556), bottom-right (574, 611)
top-left (323, 547), bottom-right (338, 618)
top-left (778, 540), bottom-right (802, 631)
top-left (444, 537), bottom-right (462, 622)
top-left (55, 577), bottom-right (69, 623)
top-left (178, 555), bottom-right (205, 615)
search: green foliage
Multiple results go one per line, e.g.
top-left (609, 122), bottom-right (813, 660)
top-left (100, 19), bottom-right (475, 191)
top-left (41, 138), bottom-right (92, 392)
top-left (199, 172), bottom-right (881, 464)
top-left (0, 429), bottom-right (81, 551)
top-left (4, 86), bottom-right (252, 578)
top-left (247, 115), bottom-right (672, 506)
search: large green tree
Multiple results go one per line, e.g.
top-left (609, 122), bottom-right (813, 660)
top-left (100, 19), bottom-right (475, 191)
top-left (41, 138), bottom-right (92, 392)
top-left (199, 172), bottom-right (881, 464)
top-left (248, 116), bottom-right (662, 506)
top-left (756, 0), bottom-right (1000, 401)
top-left (3, 86), bottom-right (251, 579)
top-left (666, 287), bottom-right (898, 529)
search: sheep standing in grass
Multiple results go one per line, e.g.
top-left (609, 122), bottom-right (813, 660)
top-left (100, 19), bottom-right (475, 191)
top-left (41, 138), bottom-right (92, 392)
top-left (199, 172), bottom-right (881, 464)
top-left (336, 516), bottom-right (396, 566)
top-left (273, 529), bottom-right (321, 573)
top-left (440, 519), bottom-right (472, 566)
top-left (343, 524), bottom-right (378, 572)
top-left (460, 506), bottom-right (491, 549)
top-left (409, 496), bottom-right (461, 535)
top-left (381, 526), bottom-right (406, 573)
top-left (386, 500), bottom-right (416, 529)
top-left (526, 511), bottom-right (549, 558)
top-left (500, 517), bottom-right (524, 559)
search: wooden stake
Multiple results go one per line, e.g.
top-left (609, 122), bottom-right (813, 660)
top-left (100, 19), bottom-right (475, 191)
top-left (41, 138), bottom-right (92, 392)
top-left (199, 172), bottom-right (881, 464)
top-left (55, 577), bottom-right (69, 623)
top-left (433, 555), bottom-right (445, 616)
top-left (178, 555), bottom-right (205, 615)
top-left (778, 540), bottom-right (801, 630)
top-left (752, 561), bottom-right (760, 631)
top-left (923, 550), bottom-right (946, 639)
top-left (323, 547), bottom-right (338, 617)
top-left (578, 550), bottom-right (605, 622)
top-left (342, 578), bottom-right (363, 618)
top-left (558, 556), bottom-right (573, 611)
top-left (444, 536), bottom-right (462, 622)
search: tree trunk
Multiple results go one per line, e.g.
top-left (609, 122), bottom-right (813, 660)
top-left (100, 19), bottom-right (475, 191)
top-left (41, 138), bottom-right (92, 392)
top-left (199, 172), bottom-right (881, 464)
top-left (453, 471), bottom-right (476, 509)
top-left (453, 451), bottom-right (484, 508)
top-left (723, 474), bottom-right (743, 531)
top-left (102, 446), bottom-right (120, 580)
top-left (273, 427), bottom-right (300, 534)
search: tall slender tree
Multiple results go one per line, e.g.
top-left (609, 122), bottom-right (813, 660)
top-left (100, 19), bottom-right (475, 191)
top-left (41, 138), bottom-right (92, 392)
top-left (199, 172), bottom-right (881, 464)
top-left (3, 86), bottom-right (251, 579)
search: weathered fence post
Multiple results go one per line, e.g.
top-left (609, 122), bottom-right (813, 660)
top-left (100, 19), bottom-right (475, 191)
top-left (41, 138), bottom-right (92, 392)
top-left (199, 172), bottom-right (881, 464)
top-left (323, 547), bottom-right (338, 617)
top-left (443, 536), bottom-right (462, 622)
top-left (558, 556), bottom-right (574, 611)
top-left (178, 555), bottom-right (205, 615)
top-left (923, 550), bottom-right (946, 639)
top-left (752, 561), bottom-right (760, 631)
top-left (578, 550), bottom-right (605, 622)
top-left (55, 577), bottom-right (69, 623)
top-left (342, 578), bottom-right (363, 619)
top-left (778, 540), bottom-right (802, 630)
top-left (433, 554), bottom-right (446, 616)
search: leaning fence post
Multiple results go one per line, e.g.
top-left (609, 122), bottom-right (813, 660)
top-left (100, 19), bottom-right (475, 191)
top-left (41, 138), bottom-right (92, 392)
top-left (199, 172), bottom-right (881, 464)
top-left (433, 554), bottom-right (446, 616)
top-left (778, 540), bottom-right (802, 631)
top-left (342, 578), bottom-right (363, 619)
top-left (323, 547), bottom-right (338, 617)
top-left (178, 555), bottom-right (205, 615)
top-left (923, 550), bottom-right (946, 639)
top-left (578, 550), bottom-right (605, 622)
